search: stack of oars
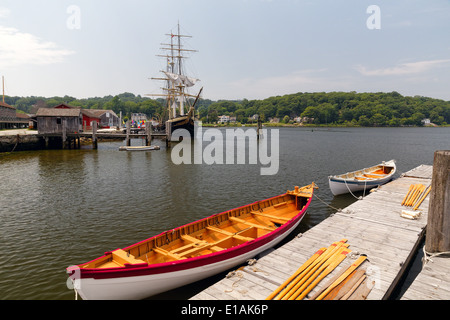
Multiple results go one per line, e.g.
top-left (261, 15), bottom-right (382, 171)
top-left (266, 239), bottom-right (373, 300)
top-left (401, 184), bottom-right (431, 210)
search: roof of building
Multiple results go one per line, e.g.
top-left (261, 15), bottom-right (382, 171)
top-left (89, 109), bottom-right (119, 118)
top-left (36, 108), bottom-right (82, 117)
top-left (0, 101), bottom-right (15, 109)
top-left (53, 103), bottom-right (100, 119)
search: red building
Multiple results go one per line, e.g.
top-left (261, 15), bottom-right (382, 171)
top-left (54, 103), bottom-right (100, 131)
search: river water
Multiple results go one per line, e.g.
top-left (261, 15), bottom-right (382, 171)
top-left (0, 126), bottom-right (448, 300)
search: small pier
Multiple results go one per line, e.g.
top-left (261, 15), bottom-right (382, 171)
top-left (190, 163), bottom-right (449, 300)
top-left (36, 121), bottom-right (169, 150)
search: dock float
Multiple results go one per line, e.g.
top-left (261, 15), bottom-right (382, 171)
top-left (190, 164), bottom-right (439, 300)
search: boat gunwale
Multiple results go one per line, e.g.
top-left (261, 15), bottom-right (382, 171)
top-left (68, 189), bottom-right (313, 279)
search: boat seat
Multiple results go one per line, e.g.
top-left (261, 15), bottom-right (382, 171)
top-left (181, 234), bottom-right (202, 243)
top-left (171, 239), bottom-right (208, 255)
top-left (112, 249), bottom-right (145, 266)
top-left (209, 246), bottom-right (224, 252)
top-left (250, 211), bottom-right (290, 222)
top-left (229, 217), bottom-right (276, 231)
top-left (176, 242), bottom-right (212, 257)
top-left (363, 173), bottom-right (386, 178)
top-left (206, 226), bottom-right (254, 241)
top-left (273, 202), bottom-right (288, 208)
top-left (153, 247), bottom-right (187, 260)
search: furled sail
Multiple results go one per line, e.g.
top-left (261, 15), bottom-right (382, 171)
top-left (163, 71), bottom-right (199, 87)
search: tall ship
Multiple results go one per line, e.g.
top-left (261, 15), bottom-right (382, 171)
top-left (148, 23), bottom-right (202, 137)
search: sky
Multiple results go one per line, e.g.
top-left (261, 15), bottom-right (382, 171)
top-left (0, 0), bottom-right (449, 101)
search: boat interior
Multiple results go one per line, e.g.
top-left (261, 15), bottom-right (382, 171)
top-left (336, 164), bottom-right (395, 181)
top-left (80, 186), bottom-right (313, 269)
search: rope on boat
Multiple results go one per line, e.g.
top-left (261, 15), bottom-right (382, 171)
top-left (343, 179), bottom-right (365, 200)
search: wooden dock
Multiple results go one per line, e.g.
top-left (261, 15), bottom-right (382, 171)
top-left (190, 164), bottom-right (449, 300)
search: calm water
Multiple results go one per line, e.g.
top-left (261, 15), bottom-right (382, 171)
top-left (0, 127), bottom-right (448, 300)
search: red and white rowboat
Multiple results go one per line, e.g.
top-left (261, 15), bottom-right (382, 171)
top-left (66, 183), bottom-right (316, 300)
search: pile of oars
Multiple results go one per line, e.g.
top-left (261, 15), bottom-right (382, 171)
top-left (266, 239), bottom-right (373, 300)
top-left (401, 184), bottom-right (431, 210)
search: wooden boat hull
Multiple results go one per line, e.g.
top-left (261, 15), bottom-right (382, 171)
top-left (67, 184), bottom-right (315, 300)
top-left (119, 145), bottom-right (160, 151)
top-left (328, 160), bottom-right (396, 196)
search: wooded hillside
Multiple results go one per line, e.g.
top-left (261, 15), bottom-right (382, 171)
top-left (5, 91), bottom-right (450, 126)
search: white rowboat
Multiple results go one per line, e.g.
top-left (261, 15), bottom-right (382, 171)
top-left (328, 160), bottom-right (396, 196)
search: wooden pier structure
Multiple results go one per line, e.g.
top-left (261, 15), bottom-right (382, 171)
top-left (190, 163), bottom-right (449, 300)
top-left (37, 121), bottom-right (169, 150)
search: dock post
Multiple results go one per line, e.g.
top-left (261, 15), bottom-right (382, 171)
top-left (165, 121), bottom-right (172, 148)
top-left (62, 119), bottom-right (67, 149)
top-left (92, 121), bottom-right (98, 149)
top-left (257, 118), bottom-right (262, 140)
top-left (146, 122), bottom-right (152, 146)
top-left (425, 150), bottom-right (450, 253)
top-left (126, 120), bottom-right (131, 146)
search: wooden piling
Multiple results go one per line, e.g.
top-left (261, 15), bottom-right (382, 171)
top-left (92, 121), bottom-right (98, 149)
top-left (146, 122), bottom-right (152, 146)
top-left (62, 119), bottom-right (67, 149)
top-left (165, 121), bottom-right (172, 148)
top-left (425, 150), bottom-right (450, 253)
top-left (257, 118), bottom-right (262, 140)
top-left (126, 121), bottom-right (131, 146)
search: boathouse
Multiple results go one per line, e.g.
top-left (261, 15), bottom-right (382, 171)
top-left (0, 101), bottom-right (30, 129)
top-left (35, 108), bottom-right (82, 134)
top-left (54, 103), bottom-right (100, 131)
top-left (90, 109), bottom-right (120, 128)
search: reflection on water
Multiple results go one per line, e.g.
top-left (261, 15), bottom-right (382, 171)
top-left (0, 127), bottom-right (448, 299)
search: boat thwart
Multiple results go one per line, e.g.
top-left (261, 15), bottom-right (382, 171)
top-left (67, 183), bottom-right (316, 300)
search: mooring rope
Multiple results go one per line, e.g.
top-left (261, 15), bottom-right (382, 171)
top-left (344, 179), bottom-right (364, 200)
top-left (313, 192), bottom-right (342, 212)
top-left (422, 247), bottom-right (450, 267)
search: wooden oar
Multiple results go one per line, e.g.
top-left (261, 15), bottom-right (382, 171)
top-left (275, 241), bottom-right (348, 300)
top-left (273, 240), bottom-right (348, 300)
top-left (404, 184), bottom-right (418, 206)
top-left (266, 246), bottom-right (327, 300)
top-left (307, 261), bottom-right (350, 300)
top-left (329, 269), bottom-right (366, 300)
top-left (408, 184), bottom-right (425, 207)
top-left (320, 269), bottom-right (358, 300)
top-left (291, 247), bottom-right (350, 300)
top-left (340, 273), bottom-right (367, 300)
top-left (401, 184), bottom-right (414, 205)
top-left (346, 278), bottom-right (375, 300)
top-left (413, 185), bottom-right (431, 210)
top-left (315, 255), bottom-right (367, 300)
top-left (411, 184), bottom-right (426, 207)
top-left (402, 184), bottom-right (418, 206)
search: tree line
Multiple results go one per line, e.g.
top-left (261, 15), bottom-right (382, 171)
top-left (4, 91), bottom-right (450, 126)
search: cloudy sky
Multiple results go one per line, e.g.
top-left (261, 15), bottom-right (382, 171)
top-left (0, 0), bottom-right (449, 101)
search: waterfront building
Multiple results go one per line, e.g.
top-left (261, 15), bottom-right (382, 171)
top-left (0, 101), bottom-right (30, 129)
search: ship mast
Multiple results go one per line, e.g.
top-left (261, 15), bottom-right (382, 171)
top-left (148, 22), bottom-right (199, 120)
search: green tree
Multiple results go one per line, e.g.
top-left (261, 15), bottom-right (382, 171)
top-left (358, 115), bottom-right (371, 127)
